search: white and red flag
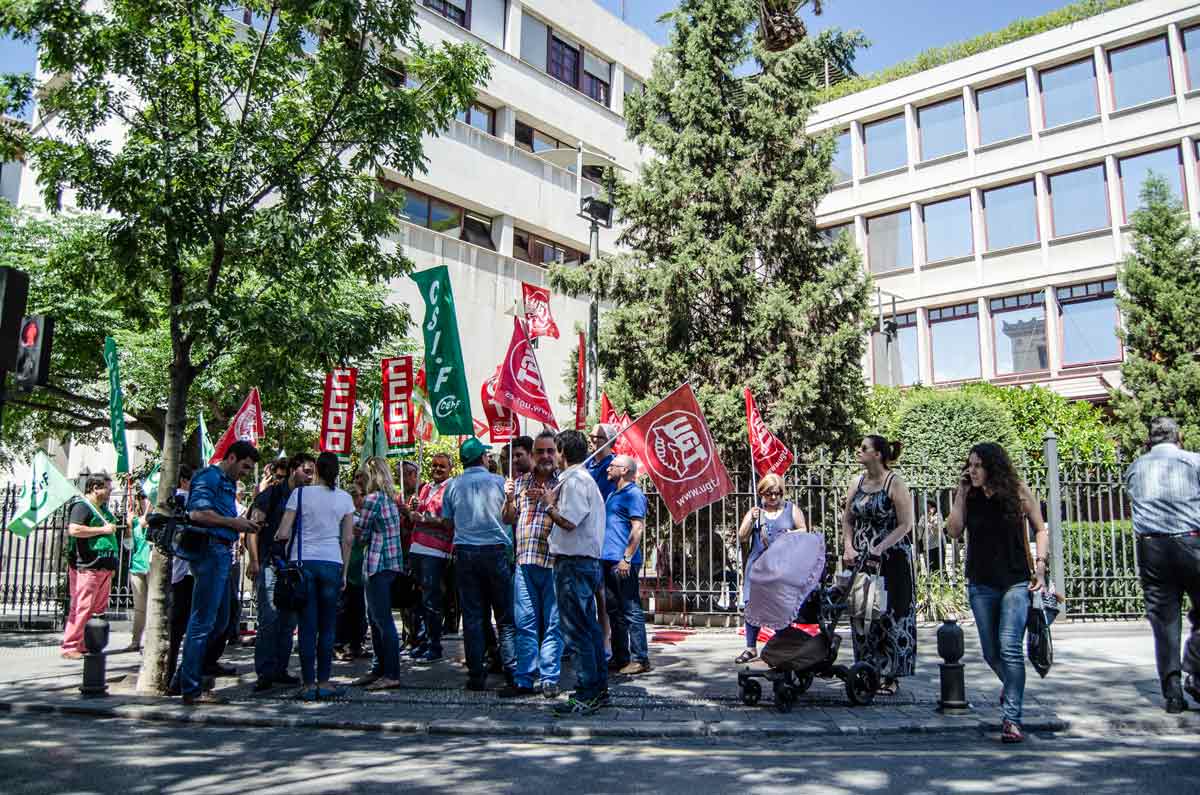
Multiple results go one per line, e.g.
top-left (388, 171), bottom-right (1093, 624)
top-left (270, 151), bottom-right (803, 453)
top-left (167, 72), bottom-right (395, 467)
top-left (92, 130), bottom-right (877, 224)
top-left (744, 388), bottom-right (794, 478)
top-left (522, 282), bottom-right (560, 340)
top-left (381, 357), bottom-right (415, 454)
top-left (210, 388), bottom-right (265, 464)
top-left (481, 365), bottom-right (519, 442)
top-left (575, 332), bottom-right (587, 431)
top-left (412, 366), bottom-right (435, 442)
top-left (619, 383), bottom-right (733, 524)
top-left (319, 368), bottom-right (358, 458)
top-left (496, 318), bottom-right (558, 428)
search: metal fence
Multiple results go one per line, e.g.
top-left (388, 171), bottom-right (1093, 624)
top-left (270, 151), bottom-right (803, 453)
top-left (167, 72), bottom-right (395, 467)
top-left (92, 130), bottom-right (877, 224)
top-left (0, 436), bottom-right (1142, 630)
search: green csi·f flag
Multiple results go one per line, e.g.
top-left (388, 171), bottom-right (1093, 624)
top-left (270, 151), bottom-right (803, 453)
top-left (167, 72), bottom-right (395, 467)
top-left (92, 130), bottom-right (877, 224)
top-left (103, 336), bottom-right (129, 473)
top-left (7, 451), bottom-right (101, 537)
top-left (360, 399), bottom-right (389, 462)
top-left (144, 463), bottom-right (161, 508)
top-left (198, 412), bottom-right (215, 466)
top-left (410, 266), bottom-right (473, 436)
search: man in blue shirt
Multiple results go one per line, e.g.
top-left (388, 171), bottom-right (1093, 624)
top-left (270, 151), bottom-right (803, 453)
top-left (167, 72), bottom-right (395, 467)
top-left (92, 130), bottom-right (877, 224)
top-left (441, 437), bottom-right (515, 690)
top-left (587, 423), bottom-right (618, 501)
top-left (601, 454), bottom-right (651, 676)
top-left (1125, 417), bottom-right (1200, 713)
top-left (177, 440), bottom-right (260, 705)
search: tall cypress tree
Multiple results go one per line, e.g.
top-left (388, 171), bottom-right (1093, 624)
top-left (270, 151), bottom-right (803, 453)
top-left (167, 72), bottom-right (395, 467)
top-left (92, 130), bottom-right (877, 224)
top-left (552, 0), bottom-right (869, 453)
top-left (1113, 177), bottom-right (1200, 452)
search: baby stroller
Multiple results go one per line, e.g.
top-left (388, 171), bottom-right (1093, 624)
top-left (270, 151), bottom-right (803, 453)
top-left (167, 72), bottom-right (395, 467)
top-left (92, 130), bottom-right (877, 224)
top-left (737, 549), bottom-right (881, 712)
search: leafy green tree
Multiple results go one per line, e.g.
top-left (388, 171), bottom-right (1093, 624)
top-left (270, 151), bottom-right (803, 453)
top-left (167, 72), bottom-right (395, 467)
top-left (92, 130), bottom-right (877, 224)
top-left (961, 382), bottom-right (1116, 463)
top-left (550, 0), bottom-right (869, 455)
top-left (895, 389), bottom-right (1019, 488)
top-left (1113, 176), bottom-right (1200, 452)
top-left (0, 0), bottom-right (488, 692)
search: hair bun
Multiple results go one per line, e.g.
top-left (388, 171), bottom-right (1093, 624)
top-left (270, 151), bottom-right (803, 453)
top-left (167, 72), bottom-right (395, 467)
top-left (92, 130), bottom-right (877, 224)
top-left (890, 441), bottom-right (903, 463)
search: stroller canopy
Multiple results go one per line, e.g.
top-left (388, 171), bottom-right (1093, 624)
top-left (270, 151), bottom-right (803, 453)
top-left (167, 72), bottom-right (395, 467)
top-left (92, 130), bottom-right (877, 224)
top-left (744, 531), bottom-right (825, 631)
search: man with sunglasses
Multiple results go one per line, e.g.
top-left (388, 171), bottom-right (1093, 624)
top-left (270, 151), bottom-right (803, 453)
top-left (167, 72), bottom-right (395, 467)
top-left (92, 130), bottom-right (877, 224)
top-left (602, 454), bottom-right (651, 676)
top-left (587, 424), bottom-right (619, 501)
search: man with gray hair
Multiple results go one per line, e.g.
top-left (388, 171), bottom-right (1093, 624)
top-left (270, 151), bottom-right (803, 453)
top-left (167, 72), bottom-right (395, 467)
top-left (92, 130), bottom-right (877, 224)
top-left (601, 454), bottom-right (651, 675)
top-left (587, 423), bottom-right (619, 501)
top-left (1124, 417), bottom-right (1200, 713)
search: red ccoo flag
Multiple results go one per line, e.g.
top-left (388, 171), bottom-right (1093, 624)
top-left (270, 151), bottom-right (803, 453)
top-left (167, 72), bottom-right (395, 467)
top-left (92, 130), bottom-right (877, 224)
top-left (495, 318), bottom-right (558, 428)
top-left (744, 388), bottom-right (794, 478)
top-left (522, 282), bottom-right (560, 340)
top-left (575, 332), bottom-right (587, 430)
top-left (619, 383), bottom-right (733, 524)
top-left (210, 388), bottom-right (265, 464)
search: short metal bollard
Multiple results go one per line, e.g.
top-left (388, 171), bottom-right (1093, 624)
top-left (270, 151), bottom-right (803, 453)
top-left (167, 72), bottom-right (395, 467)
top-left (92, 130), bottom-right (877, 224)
top-left (935, 618), bottom-right (970, 714)
top-left (80, 616), bottom-right (110, 697)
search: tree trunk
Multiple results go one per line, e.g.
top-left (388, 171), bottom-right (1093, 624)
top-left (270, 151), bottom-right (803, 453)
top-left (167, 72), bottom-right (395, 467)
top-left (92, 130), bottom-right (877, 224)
top-left (135, 345), bottom-right (195, 693)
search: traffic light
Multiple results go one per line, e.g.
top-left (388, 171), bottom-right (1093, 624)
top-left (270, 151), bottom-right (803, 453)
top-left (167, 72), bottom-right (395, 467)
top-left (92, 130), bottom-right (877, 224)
top-left (14, 316), bottom-right (52, 391)
top-left (0, 266), bottom-right (30, 372)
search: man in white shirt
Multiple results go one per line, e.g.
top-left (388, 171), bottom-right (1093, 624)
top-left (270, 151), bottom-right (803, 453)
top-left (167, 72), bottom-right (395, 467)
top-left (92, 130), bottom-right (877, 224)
top-left (540, 429), bottom-right (608, 716)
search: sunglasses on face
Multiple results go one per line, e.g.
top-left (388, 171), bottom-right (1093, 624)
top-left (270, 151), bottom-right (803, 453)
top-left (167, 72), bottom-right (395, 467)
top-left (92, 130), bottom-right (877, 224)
top-left (761, 490), bottom-right (783, 497)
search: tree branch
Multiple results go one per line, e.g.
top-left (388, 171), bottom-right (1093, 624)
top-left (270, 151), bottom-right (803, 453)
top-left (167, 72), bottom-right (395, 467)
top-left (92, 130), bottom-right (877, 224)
top-left (43, 383), bottom-right (108, 410)
top-left (9, 398), bottom-right (106, 428)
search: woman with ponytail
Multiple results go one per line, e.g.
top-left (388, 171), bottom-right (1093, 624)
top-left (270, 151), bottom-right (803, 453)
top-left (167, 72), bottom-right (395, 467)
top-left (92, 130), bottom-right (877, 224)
top-left (841, 434), bottom-right (917, 694)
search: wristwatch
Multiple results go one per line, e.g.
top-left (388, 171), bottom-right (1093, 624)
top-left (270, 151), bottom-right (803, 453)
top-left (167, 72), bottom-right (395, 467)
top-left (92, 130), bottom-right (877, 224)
top-left (622, 555), bottom-right (632, 564)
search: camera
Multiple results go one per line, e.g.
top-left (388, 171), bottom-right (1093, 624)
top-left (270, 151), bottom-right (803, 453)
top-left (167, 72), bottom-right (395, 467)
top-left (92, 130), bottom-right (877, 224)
top-left (143, 492), bottom-right (191, 555)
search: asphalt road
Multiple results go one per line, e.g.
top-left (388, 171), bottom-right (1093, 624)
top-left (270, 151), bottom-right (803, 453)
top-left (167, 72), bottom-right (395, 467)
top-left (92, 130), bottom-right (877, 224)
top-left (0, 714), bottom-right (1196, 794)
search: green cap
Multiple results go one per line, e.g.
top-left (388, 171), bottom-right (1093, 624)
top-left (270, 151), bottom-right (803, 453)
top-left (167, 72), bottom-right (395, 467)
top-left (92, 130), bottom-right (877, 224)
top-left (460, 437), bottom-right (487, 465)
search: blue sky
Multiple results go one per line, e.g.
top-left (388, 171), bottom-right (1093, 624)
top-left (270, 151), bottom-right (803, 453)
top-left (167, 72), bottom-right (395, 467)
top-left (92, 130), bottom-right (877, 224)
top-left (594, 0), bottom-right (1082, 76)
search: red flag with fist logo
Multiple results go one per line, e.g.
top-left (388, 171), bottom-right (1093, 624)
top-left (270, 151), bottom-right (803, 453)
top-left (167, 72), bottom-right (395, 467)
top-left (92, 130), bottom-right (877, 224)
top-left (522, 282), bottom-right (560, 340)
top-left (744, 388), bottom-right (794, 478)
top-left (482, 365), bottom-right (519, 442)
top-left (619, 383), bottom-right (732, 524)
top-left (496, 318), bottom-right (558, 428)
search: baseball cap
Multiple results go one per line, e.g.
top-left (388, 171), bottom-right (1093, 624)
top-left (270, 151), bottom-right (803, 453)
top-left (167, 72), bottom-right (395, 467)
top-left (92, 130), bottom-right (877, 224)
top-left (460, 437), bottom-right (487, 465)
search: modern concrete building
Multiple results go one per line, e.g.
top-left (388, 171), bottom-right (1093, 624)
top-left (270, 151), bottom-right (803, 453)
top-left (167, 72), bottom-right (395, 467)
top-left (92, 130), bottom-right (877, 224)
top-left (811, 0), bottom-right (1200, 401)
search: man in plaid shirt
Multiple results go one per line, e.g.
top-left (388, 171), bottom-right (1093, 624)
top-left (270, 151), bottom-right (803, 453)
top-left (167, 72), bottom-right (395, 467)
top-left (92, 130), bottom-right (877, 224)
top-left (500, 431), bottom-right (563, 697)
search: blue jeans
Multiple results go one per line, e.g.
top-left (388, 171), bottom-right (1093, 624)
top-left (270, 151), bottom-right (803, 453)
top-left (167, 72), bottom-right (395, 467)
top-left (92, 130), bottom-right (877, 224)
top-left (178, 541), bottom-right (232, 697)
top-left (412, 553), bottom-right (446, 654)
top-left (455, 545), bottom-right (516, 681)
top-left (603, 560), bottom-right (648, 667)
top-left (513, 563), bottom-right (562, 688)
top-left (366, 570), bottom-right (401, 680)
top-left (554, 556), bottom-right (607, 700)
top-left (969, 581), bottom-right (1030, 724)
top-left (297, 561), bottom-right (343, 685)
top-left (254, 565), bottom-right (297, 680)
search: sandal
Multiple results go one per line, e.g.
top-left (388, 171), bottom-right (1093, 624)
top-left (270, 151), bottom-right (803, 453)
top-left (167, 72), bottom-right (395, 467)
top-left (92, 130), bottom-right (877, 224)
top-left (877, 678), bottom-right (899, 696)
top-left (735, 649), bottom-right (758, 664)
top-left (365, 678), bottom-right (401, 692)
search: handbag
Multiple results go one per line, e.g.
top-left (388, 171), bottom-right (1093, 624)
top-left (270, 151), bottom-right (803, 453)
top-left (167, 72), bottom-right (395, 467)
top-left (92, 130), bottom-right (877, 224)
top-left (273, 487), bottom-right (309, 612)
top-left (1021, 525), bottom-right (1061, 677)
top-left (848, 557), bottom-right (888, 626)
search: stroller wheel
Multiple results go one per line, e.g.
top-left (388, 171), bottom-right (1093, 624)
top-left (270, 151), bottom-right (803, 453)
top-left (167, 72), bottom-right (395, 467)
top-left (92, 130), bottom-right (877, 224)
top-left (740, 679), bottom-right (762, 707)
top-left (846, 662), bottom-right (879, 707)
top-left (793, 672), bottom-right (814, 695)
top-left (773, 681), bottom-right (796, 713)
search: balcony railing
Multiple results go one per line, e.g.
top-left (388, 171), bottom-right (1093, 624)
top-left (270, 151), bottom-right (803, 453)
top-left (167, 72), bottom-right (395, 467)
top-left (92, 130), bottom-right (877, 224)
top-left (439, 118), bottom-right (601, 199)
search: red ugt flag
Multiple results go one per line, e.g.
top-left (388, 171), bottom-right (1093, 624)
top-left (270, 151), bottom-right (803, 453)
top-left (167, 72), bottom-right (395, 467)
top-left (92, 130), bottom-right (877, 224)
top-left (496, 318), bottom-right (558, 428)
top-left (522, 282), bottom-right (559, 340)
top-left (481, 365), bottom-right (519, 442)
top-left (744, 388), bottom-right (794, 478)
top-left (210, 388), bottom-right (265, 464)
top-left (620, 383), bottom-right (733, 524)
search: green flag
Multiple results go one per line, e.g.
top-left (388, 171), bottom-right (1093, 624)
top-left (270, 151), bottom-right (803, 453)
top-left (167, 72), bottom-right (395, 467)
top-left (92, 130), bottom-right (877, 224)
top-left (7, 452), bottom-right (100, 537)
top-left (103, 336), bottom-right (129, 473)
top-left (360, 399), bottom-right (389, 462)
top-left (410, 266), bottom-right (473, 436)
top-left (144, 463), bottom-right (161, 507)
top-left (198, 412), bottom-right (215, 466)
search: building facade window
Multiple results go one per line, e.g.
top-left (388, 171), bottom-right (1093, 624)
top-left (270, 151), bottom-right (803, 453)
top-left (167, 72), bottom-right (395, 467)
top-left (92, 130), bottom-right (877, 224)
top-left (1184, 25), bottom-right (1200, 90)
top-left (872, 312), bottom-right (919, 387)
top-left (1048, 163), bottom-right (1110, 237)
top-left (514, 228), bottom-right (587, 267)
top-left (922, 195), bottom-right (973, 262)
top-left (548, 35), bottom-right (581, 88)
top-left (831, 129), bottom-right (853, 183)
top-left (866, 209), bottom-right (913, 273)
top-left (1057, 280), bottom-right (1121, 366)
top-left (520, 11), bottom-right (549, 67)
top-left (623, 71), bottom-right (644, 114)
top-left (983, 180), bottom-right (1038, 251)
top-left (423, 0), bottom-right (467, 28)
top-left (917, 97), bottom-right (966, 161)
top-left (456, 103), bottom-right (495, 135)
top-left (519, 12), bottom-right (614, 108)
top-left (863, 115), bottom-right (907, 175)
top-left (384, 182), bottom-right (494, 250)
top-left (929, 302), bottom-right (981, 383)
top-left (515, 120), bottom-right (560, 153)
top-left (462, 212), bottom-right (496, 249)
top-left (990, 292), bottom-right (1048, 375)
top-left (1107, 36), bottom-right (1174, 110)
top-left (818, 222), bottom-right (853, 246)
top-left (1039, 58), bottom-right (1099, 128)
top-left (1118, 146), bottom-right (1183, 220)
top-left (583, 52), bottom-right (612, 106)
top-left (975, 78), bottom-right (1030, 146)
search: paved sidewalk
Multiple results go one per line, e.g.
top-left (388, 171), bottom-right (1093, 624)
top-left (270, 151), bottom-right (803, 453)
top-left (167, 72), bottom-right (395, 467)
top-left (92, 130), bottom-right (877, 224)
top-left (2, 620), bottom-right (1198, 739)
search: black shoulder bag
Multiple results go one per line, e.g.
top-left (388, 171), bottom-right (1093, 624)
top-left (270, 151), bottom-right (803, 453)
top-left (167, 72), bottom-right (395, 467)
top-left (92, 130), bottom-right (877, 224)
top-left (273, 487), bottom-right (309, 612)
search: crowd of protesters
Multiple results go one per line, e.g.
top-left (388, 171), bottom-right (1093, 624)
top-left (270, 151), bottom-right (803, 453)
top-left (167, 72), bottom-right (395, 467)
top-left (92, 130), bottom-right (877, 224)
top-left (58, 415), bottom-right (1200, 732)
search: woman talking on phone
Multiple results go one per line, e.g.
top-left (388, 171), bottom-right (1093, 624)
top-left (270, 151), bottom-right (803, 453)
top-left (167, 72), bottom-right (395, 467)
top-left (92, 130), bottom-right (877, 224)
top-left (947, 442), bottom-right (1049, 744)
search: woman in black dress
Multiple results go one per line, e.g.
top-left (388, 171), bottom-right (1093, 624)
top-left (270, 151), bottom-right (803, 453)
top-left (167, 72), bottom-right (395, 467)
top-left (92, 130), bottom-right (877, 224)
top-left (841, 435), bottom-right (917, 693)
top-left (947, 442), bottom-right (1049, 744)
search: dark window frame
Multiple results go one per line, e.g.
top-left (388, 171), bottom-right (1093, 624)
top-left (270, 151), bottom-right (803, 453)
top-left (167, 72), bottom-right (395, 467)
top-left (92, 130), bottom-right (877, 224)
top-left (457, 102), bottom-right (496, 136)
top-left (513, 227), bottom-right (587, 267)
top-left (423, 0), bottom-right (470, 29)
top-left (548, 34), bottom-right (581, 90)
